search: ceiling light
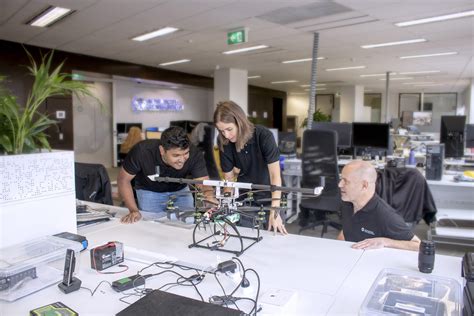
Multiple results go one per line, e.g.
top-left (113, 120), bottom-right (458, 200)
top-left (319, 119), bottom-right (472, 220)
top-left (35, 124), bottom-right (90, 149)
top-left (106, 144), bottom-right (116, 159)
top-left (400, 52), bottom-right (458, 59)
top-left (159, 59), bottom-right (190, 66)
top-left (281, 57), bottom-right (326, 64)
top-left (300, 84), bottom-right (326, 87)
top-left (248, 75), bottom-right (261, 79)
top-left (326, 66), bottom-right (366, 71)
top-left (222, 45), bottom-right (268, 55)
top-left (270, 80), bottom-right (298, 84)
top-left (380, 77), bottom-right (413, 81)
top-left (28, 6), bottom-right (73, 27)
top-left (403, 82), bottom-right (435, 85)
top-left (396, 10), bottom-right (474, 27)
top-left (399, 70), bottom-right (440, 75)
top-left (304, 88), bottom-right (327, 91)
top-left (133, 27), bottom-right (179, 41)
top-left (360, 73), bottom-right (397, 77)
top-left (361, 38), bottom-right (427, 49)
top-left (414, 83), bottom-right (444, 87)
top-left (290, 92), bottom-right (308, 95)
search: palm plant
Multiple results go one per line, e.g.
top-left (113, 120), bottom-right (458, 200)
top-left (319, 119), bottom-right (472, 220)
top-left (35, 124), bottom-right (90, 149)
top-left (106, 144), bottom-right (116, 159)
top-left (0, 51), bottom-right (96, 154)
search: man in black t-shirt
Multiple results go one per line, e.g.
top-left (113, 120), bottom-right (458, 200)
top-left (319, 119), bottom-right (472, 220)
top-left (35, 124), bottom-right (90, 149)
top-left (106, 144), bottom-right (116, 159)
top-left (337, 161), bottom-right (421, 251)
top-left (118, 127), bottom-right (213, 224)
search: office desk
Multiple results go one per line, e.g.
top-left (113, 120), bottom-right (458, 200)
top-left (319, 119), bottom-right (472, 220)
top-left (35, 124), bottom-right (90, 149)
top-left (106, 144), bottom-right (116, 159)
top-left (427, 175), bottom-right (474, 210)
top-left (0, 217), bottom-right (463, 316)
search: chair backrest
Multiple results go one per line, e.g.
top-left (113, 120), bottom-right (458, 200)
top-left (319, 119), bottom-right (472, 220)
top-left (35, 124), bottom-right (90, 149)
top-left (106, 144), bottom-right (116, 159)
top-left (201, 125), bottom-right (220, 179)
top-left (75, 162), bottom-right (113, 205)
top-left (301, 129), bottom-right (339, 191)
top-left (376, 167), bottom-right (437, 224)
top-left (278, 132), bottom-right (297, 155)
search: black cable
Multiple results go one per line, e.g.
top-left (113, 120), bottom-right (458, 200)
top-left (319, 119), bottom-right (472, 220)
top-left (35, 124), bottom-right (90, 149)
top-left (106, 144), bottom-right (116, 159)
top-left (245, 268), bottom-right (261, 316)
top-left (80, 280), bottom-right (113, 296)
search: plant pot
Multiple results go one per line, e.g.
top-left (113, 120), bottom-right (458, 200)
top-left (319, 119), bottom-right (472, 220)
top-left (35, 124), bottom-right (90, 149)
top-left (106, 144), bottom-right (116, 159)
top-left (0, 151), bottom-right (76, 248)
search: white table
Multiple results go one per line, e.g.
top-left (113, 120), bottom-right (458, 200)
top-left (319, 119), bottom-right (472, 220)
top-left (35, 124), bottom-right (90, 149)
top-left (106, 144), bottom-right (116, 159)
top-left (0, 217), bottom-right (463, 316)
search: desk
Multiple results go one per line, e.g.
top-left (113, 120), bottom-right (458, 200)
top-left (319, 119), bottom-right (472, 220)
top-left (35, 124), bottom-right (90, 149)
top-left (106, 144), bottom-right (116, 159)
top-left (0, 216), bottom-right (463, 315)
top-left (427, 175), bottom-right (474, 210)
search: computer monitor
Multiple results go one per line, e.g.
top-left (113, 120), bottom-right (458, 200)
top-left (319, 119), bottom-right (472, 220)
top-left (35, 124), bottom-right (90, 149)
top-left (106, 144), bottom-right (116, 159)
top-left (412, 112), bottom-right (432, 126)
top-left (352, 122), bottom-right (390, 153)
top-left (311, 122), bottom-right (352, 149)
top-left (440, 115), bottom-right (466, 158)
top-left (278, 132), bottom-right (297, 155)
top-left (466, 124), bottom-right (474, 149)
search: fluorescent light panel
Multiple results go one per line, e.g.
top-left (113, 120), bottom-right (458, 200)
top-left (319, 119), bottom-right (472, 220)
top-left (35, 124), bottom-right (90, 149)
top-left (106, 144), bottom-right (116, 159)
top-left (402, 82), bottom-right (435, 85)
top-left (399, 70), bottom-right (440, 75)
top-left (29, 6), bottom-right (72, 27)
top-left (159, 59), bottom-right (190, 66)
top-left (282, 57), bottom-right (325, 64)
top-left (248, 75), bottom-right (261, 79)
top-left (304, 88), bottom-right (327, 91)
top-left (361, 38), bottom-right (426, 49)
top-left (300, 84), bottom-right (326, 87)
top-left (133, 27), bottom-right (179, 41)
top-left (222, 45), bottom-right (268, 55)
top-left (396, 10), bottom-right (474, 27)
top-left (270, 80), bottom-right (298, 84)
top-left (360, 73), bottom-right (397, 77)
top-left (400, 52), bottom-right (458, 59)
top-left (326, 66), bottom-right (366, 71)
top-left (380, 77), bottom-right (413, 81)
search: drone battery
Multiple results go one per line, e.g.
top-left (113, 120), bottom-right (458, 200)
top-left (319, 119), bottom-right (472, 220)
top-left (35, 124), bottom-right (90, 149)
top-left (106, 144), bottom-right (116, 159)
top-left (90, 242), bottom-right (124, 271)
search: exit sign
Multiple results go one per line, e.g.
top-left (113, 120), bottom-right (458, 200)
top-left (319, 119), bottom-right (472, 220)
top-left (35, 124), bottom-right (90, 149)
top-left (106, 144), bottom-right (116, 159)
top-left (227, 28), bottom-right (248, 45)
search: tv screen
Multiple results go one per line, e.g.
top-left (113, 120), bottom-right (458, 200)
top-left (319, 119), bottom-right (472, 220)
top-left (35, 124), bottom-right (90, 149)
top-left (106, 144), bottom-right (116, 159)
top-left (466, 124), bottom-right (474, 149)
top-left (412, 112), bottom-right (432, 126)
top-left (352, 123), bottom-right (390, 150)
top-left (312, 122), bottom-right (352, 149)
top-left (440, 116), bottom-right (466, 158)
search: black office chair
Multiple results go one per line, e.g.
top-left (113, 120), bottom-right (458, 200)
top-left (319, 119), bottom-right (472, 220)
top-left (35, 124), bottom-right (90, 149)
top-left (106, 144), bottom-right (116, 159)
top-left (75, 162), bottom-right (113, 205)
top-left (298, 129), bottom-right (342, 237)
top-left (376, 167), bottom-right (437, 227)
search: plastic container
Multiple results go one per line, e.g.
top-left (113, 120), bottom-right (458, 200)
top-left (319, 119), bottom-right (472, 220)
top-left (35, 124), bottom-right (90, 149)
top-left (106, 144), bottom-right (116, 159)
top-left (360, 268), bottom-right (462, 316)
top-left (0, 236), bottom-right (82, 301)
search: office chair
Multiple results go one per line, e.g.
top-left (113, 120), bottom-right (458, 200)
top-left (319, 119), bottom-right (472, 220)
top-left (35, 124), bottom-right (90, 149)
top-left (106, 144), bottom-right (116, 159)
top-left (298, 129), bottom-right (342, 237)
top-left (376, 167), bottom-right (437, 227)
top-left (75, 162), bottom-right (113, 205)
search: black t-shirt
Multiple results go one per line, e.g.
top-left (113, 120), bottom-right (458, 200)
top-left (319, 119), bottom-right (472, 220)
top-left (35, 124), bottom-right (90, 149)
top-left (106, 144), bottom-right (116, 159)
top-left (220, 125), bottom-right (280, 183)
top-left (122, 139), bottom-right (208, 193)
top-left (341, 194), bottom-right (414, 242)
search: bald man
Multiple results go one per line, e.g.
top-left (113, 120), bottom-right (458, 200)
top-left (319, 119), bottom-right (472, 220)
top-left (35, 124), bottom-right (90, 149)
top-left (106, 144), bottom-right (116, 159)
top-left (337, 161), bottom-right (421, 251)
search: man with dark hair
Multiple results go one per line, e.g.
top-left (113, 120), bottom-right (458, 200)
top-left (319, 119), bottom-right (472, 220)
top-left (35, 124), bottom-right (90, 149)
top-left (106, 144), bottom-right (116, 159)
top-left (337, 160), bottom-right (421, 251)
top-left (118, 126), bottom-right (213, 224)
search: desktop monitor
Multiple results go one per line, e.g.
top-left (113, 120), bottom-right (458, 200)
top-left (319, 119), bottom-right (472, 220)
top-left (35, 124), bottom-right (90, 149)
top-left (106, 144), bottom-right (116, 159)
top-left (466, 124), bottom-right (474, 149)
top-left (352, 122), bottom-right (390, 151)
top-left (278, 132), bottom-right (297, 155)
top-left (412, 112), bottom-right (432, 126)
top-left (440, 115), bottom-right (466, 158)
top-left (311, 122), bottom-right (352, 149)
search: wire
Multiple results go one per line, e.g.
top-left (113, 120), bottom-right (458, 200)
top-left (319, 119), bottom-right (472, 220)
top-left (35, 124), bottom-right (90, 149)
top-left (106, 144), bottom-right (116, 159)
top-left (80, 280), bottom-right (113, 296)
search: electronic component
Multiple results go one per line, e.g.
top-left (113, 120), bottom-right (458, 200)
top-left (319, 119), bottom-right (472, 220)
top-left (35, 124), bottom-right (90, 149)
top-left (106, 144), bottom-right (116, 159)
top-left (216, 260), bottom-right (237, 273)
top-left (0, 267), bottom-right (37, 291)
top-left (58, 249), bottom-right (81, 294)
top-left (90, 241), bottom-right (124, 271)
top-left (30, 301), bottom-right (78, 316)
top-left (54, 232), bottom-right (88, 250)
top-left (112, 274), bottom-right (149, 292)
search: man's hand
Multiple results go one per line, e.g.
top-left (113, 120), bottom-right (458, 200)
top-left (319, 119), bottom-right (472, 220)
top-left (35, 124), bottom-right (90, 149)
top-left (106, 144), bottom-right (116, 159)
top-left (268, 212), bottom-right (288, 235)
top-left (121, 211), bottom-right (142, 224)
top-left (352, 237), bottom-right (386, 250)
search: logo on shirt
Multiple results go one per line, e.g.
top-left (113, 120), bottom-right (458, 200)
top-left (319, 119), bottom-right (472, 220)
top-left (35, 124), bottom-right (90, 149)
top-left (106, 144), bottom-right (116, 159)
top-left (361, 227), bottom-right (375, 236)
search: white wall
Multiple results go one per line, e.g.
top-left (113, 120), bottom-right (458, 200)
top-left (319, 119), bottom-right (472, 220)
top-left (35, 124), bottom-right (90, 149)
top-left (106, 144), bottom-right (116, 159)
top-left (113, 79), bottom-right (213, 129)
top-left (73, 81), bottom-right (113, 167)
top-left (287, 94), bottom-right (309, 139)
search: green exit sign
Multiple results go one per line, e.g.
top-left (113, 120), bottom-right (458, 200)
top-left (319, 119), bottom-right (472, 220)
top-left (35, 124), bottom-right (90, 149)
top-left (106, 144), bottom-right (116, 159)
top-left (227, 28), bottom-right (248, 45)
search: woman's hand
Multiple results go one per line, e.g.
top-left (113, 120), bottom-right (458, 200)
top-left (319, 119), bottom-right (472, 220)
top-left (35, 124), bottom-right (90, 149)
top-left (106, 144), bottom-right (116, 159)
top-left (268, 212), bottom-right (288, 235)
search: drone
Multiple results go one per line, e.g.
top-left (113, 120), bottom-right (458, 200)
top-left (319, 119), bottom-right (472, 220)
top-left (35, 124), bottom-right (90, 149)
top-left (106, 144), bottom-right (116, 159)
top-left (152, 175), bottom-right (324, 256)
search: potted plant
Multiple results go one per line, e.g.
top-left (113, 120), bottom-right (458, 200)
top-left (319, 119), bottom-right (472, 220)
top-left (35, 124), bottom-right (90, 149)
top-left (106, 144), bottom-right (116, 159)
top-left (301, 108), bottom-right (331, 128)
top-left (0, 51), bottom-right (97, 248)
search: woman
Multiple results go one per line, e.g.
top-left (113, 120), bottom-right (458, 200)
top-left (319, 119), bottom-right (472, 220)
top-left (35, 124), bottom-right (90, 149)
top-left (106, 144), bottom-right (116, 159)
top-left (119, 126), bottom-right (143, 161)
top-left (214, 101), bottom-right (287, 235)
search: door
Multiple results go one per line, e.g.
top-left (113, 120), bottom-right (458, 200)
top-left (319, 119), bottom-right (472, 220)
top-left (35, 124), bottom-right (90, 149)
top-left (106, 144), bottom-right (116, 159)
top-left (273, 97), bottom-right (283, 131)
top-left (43, 97), bottom-right (74, 150)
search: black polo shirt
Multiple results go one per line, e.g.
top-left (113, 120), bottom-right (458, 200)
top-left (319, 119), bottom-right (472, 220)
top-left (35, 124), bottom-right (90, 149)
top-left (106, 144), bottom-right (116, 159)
top-left (341, 194), bottom-right (414, 242)
top-left (220, 125), bottom-right (280, 186)
top-left (122, 139), bottom-right (208, 193)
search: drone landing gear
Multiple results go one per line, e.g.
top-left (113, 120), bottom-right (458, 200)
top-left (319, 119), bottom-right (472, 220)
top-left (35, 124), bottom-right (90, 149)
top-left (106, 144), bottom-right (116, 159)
top-left (188, 217), bottom-right (263, 257)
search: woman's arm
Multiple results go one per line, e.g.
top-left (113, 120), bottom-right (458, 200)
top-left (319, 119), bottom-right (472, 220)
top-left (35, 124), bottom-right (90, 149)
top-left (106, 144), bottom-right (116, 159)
top-left (267, 161), bottom-right (288, 235)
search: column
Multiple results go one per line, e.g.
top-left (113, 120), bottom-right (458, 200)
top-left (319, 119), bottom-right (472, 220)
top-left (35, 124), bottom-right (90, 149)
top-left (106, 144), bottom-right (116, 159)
top-left (338, 85), bottom-right (367, 122)
top-left (213, 68), bottom-right (248, 114)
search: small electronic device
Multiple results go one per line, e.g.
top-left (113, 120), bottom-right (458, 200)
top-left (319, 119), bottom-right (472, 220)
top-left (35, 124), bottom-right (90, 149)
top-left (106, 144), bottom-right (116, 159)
top-left (30, 302), bottom-right (78, 316)
top-left (90, 241), bottom-right (124, 271)
top-left (54, 232), bottom-right (88, 250)
top-left (58, 249), bottom-right (81, 294)
top-left (112, 274), bottom-right (148, 292)
top-left (0, 267), bottom-right (37, 291)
